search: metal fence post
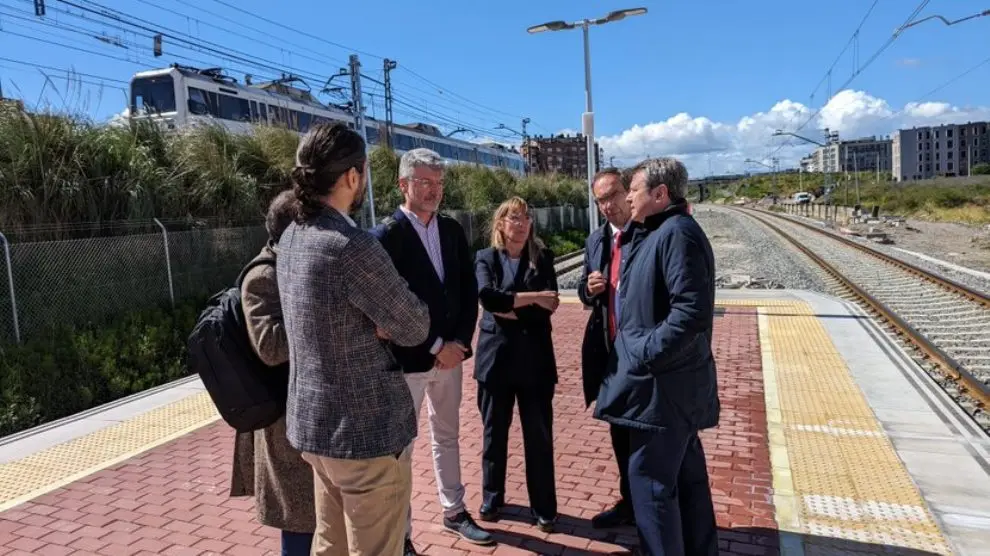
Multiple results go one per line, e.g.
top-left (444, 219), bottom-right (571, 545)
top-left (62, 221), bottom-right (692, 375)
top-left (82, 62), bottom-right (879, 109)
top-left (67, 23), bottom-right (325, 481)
top-left (153, 218), bottom-right (175, 308)
top-left (0, 232), bottom-right (20, 343)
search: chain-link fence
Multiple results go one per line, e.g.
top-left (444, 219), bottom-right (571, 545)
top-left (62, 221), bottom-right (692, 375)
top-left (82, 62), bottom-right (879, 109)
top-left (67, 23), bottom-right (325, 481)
top-left (0, 205), bottom-right (589, 345)
top-left (0, 219), bottom-right (266, 344)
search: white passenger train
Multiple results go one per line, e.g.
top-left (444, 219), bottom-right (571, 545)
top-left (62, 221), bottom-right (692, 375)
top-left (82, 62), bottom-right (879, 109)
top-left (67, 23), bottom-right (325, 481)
top-left (128, 65), bottom-right (525, 175)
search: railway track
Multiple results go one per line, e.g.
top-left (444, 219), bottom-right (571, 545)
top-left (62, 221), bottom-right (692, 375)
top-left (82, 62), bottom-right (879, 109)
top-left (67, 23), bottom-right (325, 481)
top-left (731, 206), bottom-right (990, 432)
top-left (553, 249), bottom-right (585, 276)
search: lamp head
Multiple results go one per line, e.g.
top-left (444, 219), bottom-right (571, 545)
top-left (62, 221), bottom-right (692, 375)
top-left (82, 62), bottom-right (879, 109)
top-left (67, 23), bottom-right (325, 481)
top-left (605, 7), bottom-right (648, 23)
top-left (527, 20), bottom-right (575, 33)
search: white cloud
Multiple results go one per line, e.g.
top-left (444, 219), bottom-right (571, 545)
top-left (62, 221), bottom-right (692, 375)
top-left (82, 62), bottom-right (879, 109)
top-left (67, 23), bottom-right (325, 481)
top-left (597, 89), bottom-right (990, 177)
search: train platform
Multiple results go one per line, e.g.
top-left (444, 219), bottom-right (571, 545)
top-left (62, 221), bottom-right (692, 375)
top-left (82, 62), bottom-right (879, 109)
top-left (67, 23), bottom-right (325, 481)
top-left (0, 290), bottom-right (989, 555)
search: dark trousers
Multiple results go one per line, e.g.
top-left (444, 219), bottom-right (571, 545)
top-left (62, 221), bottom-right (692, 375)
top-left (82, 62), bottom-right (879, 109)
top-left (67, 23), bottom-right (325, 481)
top-left (280, 530), bottom-right (314, 556)
top-left (627, 428), bottom-right (718, 556)
top-left (610, 423), bottom-right (632, 507)
top-left (477, 381), bottom-right (557, 520)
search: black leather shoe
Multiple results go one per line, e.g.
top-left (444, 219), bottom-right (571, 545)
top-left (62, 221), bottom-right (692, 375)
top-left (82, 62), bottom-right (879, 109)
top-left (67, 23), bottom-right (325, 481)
top-left (444, 511), bottom-right (495, 545)
top-left (591, 501), bottom-right (634, 529)
top-left (535, 515), bottom-right (556, 533)
top-left (403, 537), bottom-right (420, 556)
top-left (479, 502), bottom-right (499, 522)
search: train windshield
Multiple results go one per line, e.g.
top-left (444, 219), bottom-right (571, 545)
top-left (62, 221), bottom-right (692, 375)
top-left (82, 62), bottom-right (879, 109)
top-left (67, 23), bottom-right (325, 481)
top-left (130, 75), bottom-right (176, 115)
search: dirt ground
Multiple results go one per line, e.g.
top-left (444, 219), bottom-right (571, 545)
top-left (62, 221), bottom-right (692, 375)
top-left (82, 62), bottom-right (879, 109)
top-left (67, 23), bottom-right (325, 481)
top-left (839, 217), bottom-right (990, 273)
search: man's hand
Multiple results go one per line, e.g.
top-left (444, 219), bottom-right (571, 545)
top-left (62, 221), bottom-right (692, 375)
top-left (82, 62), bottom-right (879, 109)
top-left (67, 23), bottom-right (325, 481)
top-left (492, 311), bottom-right (518, 320)
top-left (435, 341), bottom-right (468, 370)
top-left (375, 327), bottom-right (390, 340)
top-left (586, 271), bottom-right (606, 296)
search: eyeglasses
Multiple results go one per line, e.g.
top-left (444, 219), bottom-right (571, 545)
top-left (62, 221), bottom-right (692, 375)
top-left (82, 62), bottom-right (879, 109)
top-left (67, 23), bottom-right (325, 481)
top-left (408, 177), bottom-right (444, 189)
top-left (595, 189), bottom-right (625, 206)
top-left (505, 213), bottom-right (531, 225)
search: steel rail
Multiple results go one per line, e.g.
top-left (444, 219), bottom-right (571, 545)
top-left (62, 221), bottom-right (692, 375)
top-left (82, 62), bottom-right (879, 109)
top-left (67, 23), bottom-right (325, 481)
top-left (734, 207), bottom-right (990, 409)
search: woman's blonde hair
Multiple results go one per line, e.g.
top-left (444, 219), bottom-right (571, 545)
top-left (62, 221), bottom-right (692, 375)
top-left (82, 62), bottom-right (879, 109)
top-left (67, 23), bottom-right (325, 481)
top-left (489, 196), bottom-right (543, 267)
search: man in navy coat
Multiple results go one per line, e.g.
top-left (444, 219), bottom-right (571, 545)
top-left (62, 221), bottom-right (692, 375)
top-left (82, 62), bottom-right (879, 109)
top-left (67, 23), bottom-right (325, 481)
top-left (577, 167), bottom-right (636, 528)
top-left (594, 157), bottom-right (720, 556)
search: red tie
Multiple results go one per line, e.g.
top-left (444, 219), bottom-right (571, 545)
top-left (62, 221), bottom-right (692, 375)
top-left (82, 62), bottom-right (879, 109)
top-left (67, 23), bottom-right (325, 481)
top-left (608, 230), bottom-right (622, 341)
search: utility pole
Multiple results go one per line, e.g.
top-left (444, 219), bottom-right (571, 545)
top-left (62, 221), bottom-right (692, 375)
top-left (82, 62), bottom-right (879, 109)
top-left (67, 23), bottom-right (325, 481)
top-left (349, 54), bottom-right (375, 226)
top-left (383, 58), bottom-right (396, 150)
top-left (854, 152), bottom-right (860, 206)
top-left (521, 117), bottom-right (530, 175)
top-left (771, 157), bottom-right (779, 198)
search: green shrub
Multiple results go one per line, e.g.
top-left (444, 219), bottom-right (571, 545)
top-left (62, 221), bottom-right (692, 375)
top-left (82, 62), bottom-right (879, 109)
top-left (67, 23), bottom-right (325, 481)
top-left (544, 228), bottom-right (587, 256)
top-left (0, 298), bottom-right (201, 436)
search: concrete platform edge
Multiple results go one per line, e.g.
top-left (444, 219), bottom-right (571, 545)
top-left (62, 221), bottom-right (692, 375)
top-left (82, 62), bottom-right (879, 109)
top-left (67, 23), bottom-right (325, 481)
top-left (0, 375), bottom-right (207, 464)
top-left (790, 290), bottom-right (990, 556)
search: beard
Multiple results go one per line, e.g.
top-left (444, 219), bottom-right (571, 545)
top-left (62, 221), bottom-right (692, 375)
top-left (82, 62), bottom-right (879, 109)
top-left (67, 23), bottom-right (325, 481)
top-left (349, 176), bottom-right (367, 213)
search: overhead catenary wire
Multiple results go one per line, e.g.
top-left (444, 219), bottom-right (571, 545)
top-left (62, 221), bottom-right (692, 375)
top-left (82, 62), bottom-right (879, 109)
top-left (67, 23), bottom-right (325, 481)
top-left (772, 0), bottom-right (933, 158)
top-left (54, 0), bottom-right (333, 86)
top-left (0, 5), bottom-right (284, 85)
top-left (51, 0), bottom-right (518, 138)
top-left (4, 0), bottom-right (536, 142)
top-left (201, 0), bottom-right (540, 129)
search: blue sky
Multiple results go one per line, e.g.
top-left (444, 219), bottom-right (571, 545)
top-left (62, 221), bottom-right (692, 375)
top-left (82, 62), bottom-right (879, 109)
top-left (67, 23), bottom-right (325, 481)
top-left (1, 0), bottom-right (988, 175)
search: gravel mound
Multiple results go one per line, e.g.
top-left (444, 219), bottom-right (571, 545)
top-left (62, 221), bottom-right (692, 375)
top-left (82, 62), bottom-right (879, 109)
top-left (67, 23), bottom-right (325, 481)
top-left (695, 206), bottom-right (827, 293)
top-left (555, 207), bottom-right (828, 294)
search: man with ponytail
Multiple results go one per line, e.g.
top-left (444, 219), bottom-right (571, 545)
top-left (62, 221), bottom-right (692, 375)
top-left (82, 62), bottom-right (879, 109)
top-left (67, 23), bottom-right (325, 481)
top-left (276, 122), bottom-right (431, 556)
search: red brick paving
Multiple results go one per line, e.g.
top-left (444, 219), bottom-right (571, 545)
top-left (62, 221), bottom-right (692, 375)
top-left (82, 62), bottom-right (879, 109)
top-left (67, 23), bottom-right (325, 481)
top-left (0, 304), bottom-right (775, 555)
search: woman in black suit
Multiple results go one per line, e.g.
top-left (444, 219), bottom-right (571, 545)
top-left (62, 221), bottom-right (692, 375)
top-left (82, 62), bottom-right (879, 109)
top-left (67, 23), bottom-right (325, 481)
top-left (473, 196), bottom-right (560, 532)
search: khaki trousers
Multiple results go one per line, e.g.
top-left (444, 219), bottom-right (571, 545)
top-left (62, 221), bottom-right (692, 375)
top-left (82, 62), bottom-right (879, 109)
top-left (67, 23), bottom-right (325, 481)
top-left (302, 448), bottom-right (412, 556)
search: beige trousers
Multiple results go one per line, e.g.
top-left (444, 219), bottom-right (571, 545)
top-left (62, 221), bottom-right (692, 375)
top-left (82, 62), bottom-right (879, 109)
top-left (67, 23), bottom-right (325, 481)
top-left (302, 448), bottom-right (412, 556)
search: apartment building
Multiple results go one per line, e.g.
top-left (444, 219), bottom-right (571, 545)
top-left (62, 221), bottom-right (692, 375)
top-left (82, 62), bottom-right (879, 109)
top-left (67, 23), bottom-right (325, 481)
top-left (801, 136), bottom-right (892, 175)
top-left (522, 134), bottom-right (600, 177)
top-left (892, 121), bottom-right (990, 181)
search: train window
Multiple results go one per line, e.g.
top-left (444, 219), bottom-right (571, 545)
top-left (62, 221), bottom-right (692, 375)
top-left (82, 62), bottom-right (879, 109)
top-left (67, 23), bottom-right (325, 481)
top-left (131, 75), bottom-right (176, 115)
top-left (366, 126), bottom-right (380, 145)
top-left (259, 103), bottom-right (267, 122)
top-left (219, 94), bottom-right (251, 122)
top-left (297, 111), bottom-right (312, 132)
top-left (250, 101), bottom-right (259, 121)
top-left (187, 87), bottom-right (214, 116)
top-left (269, 105), bottom-right (286, 126)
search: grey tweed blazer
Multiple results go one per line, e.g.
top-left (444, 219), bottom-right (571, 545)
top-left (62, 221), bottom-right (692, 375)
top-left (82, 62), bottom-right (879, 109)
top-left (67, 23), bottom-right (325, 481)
top-left (277, 207), bottom-right (430, 460)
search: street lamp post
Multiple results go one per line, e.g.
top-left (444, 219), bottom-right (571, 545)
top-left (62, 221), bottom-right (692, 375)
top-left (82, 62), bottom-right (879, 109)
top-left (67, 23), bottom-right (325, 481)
top-left (528, 7), bottom-right (648, 233)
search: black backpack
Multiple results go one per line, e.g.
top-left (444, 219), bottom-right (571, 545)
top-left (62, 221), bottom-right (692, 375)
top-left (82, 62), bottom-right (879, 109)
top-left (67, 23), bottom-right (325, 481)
top-left (187, 257), bottom-right (289, 433)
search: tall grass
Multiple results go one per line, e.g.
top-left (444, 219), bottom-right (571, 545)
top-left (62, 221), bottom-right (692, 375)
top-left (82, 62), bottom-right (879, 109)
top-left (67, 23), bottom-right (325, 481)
top-left (0, 108), bottom-right (588, 232)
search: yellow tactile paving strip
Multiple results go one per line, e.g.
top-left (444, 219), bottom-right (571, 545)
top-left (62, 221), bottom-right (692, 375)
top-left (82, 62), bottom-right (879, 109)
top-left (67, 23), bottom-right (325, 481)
top-left (757, 302), bottom-right (954, 555)
top-left (0, 391), bottom-right (219, 512)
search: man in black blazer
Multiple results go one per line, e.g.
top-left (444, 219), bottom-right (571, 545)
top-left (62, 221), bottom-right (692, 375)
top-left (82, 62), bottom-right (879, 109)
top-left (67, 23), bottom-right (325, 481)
top-left (370, 148), bottom-right (492, 555)
top-left (577, 167), bottom-right (635, 529)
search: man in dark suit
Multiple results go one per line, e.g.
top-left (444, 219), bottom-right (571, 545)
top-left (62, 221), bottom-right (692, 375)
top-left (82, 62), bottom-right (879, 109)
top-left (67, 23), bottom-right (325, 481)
top-left (577, 168), bottom-right (636, 529)
top-left (371, 148), bottom-right (492, 555)
top-left (595, 157), bottom-right (719, 556)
